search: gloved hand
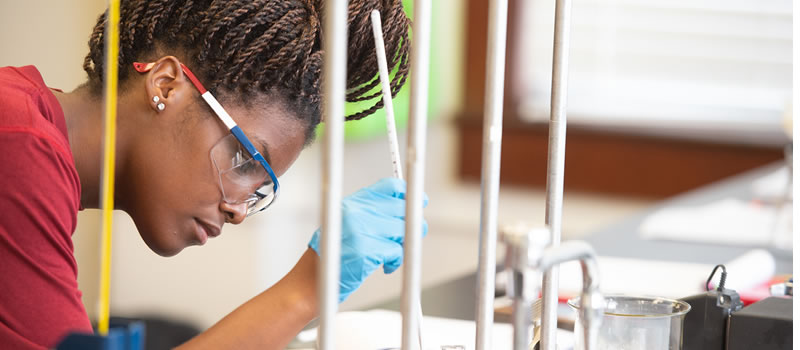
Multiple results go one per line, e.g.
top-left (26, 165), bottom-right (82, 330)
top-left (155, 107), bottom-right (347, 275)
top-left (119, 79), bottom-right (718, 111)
top-left (308, 178), bottom-right (429, 303)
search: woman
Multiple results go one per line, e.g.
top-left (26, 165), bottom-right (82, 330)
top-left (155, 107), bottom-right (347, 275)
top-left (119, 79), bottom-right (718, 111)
top-left (0, 0), bottom-right (421, 348)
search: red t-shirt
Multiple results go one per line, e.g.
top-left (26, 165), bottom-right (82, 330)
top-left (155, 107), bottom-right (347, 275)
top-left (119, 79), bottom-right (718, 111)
top-left (0, 66), bottom-right (92, 348)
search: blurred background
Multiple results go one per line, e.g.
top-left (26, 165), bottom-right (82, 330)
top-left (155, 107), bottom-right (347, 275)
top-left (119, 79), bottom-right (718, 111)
top-left (0, 0), bottom-right (791, 340)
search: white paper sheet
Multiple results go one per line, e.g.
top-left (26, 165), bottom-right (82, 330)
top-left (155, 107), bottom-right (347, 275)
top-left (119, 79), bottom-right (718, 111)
top-left (638, 198), bottom-right (791, 247)
top-left (751, 166), bottom-right (792, 200)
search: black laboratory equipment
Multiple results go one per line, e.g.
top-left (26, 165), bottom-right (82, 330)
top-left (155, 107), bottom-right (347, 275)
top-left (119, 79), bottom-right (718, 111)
top-left (680, 265), bottom-right (792, 350)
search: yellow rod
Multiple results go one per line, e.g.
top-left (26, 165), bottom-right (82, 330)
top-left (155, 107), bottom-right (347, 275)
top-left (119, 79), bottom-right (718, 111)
top-left (98, 0), bottom-right (120, 336)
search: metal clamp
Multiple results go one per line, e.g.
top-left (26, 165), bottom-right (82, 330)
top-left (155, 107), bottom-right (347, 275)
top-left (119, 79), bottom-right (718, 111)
top-left (500, 224), bottom-right (603, 350)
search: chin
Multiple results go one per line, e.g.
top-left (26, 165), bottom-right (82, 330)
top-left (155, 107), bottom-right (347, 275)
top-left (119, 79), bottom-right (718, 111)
top-left (149, 242), bottom-right (186, 257)
top-left (128, 210), bottom-right (194, 257)
top-left (137, 227), bottom-right (190, 257)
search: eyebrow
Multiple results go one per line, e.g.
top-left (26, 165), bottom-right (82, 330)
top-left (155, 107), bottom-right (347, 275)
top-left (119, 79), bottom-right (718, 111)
top-left (255, 136), bottom-right (273, 166)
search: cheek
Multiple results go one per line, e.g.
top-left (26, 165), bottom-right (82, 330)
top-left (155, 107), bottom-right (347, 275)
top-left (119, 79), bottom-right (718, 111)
top-left (126, 154), bottom-right (220, 256)
top-left (141, 141), bottom-right (218, 206)
top-left (156, 118), bottom-right (224, 203)
top-left (184, 135), bottom-right (226, 202)
top-left (120, 127), bottom-right (223, 255)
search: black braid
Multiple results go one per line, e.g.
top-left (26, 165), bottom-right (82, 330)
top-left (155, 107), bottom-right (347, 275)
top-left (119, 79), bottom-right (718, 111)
top-left (83, 0), bottom-right (411, 142)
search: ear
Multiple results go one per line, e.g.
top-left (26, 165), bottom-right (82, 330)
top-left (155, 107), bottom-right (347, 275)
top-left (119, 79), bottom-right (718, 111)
top-left (142, 56), bottom-right (195, 115)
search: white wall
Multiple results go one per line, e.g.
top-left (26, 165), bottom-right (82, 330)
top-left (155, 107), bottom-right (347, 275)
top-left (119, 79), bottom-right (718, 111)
top-left (0, 1), bottom-right (106, 89)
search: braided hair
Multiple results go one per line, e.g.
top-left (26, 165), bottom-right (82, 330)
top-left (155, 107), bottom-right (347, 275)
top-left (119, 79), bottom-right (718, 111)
top-left (83, 0), bottom-right (410, 143)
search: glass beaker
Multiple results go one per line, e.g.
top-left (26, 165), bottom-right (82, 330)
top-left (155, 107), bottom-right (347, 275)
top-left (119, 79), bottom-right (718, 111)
top-left (568, 294), bottom-right (691, 350)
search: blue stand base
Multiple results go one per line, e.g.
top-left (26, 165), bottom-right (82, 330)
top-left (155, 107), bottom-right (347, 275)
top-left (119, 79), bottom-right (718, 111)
top-left (56, 320), bottom-right (145, 350)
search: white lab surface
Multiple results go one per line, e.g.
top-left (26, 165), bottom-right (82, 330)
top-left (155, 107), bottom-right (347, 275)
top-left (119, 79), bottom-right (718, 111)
top-left (554, 252), bottom-right (776, 300)
top-left (292, 310), bottom-right (575, 350)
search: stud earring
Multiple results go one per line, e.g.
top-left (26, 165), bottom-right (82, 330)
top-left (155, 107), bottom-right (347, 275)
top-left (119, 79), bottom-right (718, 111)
top-left (153, 96), bottom-right (165, 111)
top-left (153, 96), bottom-right (167, 111)
top-left (152, 96), bottom-right (165, 111)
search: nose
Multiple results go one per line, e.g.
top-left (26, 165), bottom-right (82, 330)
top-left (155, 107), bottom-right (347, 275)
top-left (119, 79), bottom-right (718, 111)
top-left (220, 201), bottom-right (248, 224)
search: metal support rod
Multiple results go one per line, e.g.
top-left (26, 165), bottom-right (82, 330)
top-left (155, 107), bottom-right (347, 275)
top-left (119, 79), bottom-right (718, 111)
top-left (511, 276), bottom-right (534, 350)
top-left (318, 0), bottom-right (348, 349)
top-left (401, 0), bottom-right (432, 349)
top-left (475, 0), bottom-right (509, 349)
top-left (540, 0), bottom-right (574, 347)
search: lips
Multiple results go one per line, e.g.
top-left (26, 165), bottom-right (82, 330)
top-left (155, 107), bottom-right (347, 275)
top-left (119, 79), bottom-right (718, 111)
top-left (194, 219), bottom-right (222, 245)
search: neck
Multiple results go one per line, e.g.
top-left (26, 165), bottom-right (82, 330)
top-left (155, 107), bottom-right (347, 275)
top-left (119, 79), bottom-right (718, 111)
top-left (53, 85), bottom-right (107, 209)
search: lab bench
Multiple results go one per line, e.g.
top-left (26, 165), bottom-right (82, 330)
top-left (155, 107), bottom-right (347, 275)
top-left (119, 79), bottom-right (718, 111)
top-left (367, 162), bottom-right (792, 322)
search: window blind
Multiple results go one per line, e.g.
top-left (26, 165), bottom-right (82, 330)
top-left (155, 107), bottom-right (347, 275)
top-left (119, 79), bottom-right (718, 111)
top-left (512, 0), bottom-right (792, 145)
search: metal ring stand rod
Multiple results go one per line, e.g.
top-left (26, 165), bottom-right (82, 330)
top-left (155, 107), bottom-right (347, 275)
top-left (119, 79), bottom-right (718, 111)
top-left (474, 0), bottom-right (509, 349)
top-left (401, 0), bottom-right (433, 349)
top-left (317, 0), bottom-right (348, 349)
top-left (540, 0), bottom-right (575, 348)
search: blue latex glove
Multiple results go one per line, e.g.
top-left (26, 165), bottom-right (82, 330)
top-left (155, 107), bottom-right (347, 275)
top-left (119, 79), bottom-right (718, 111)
top-left (308, 178), bottom-right (429, 303)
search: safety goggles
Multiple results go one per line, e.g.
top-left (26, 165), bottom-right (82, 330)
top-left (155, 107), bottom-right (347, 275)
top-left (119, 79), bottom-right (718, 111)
top-left (134, 61), bottom-right (280, 217)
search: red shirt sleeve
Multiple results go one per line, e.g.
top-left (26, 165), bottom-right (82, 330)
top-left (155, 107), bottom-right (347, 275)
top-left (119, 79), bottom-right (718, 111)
top-left (0, 66), bottom-right (92, 349)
